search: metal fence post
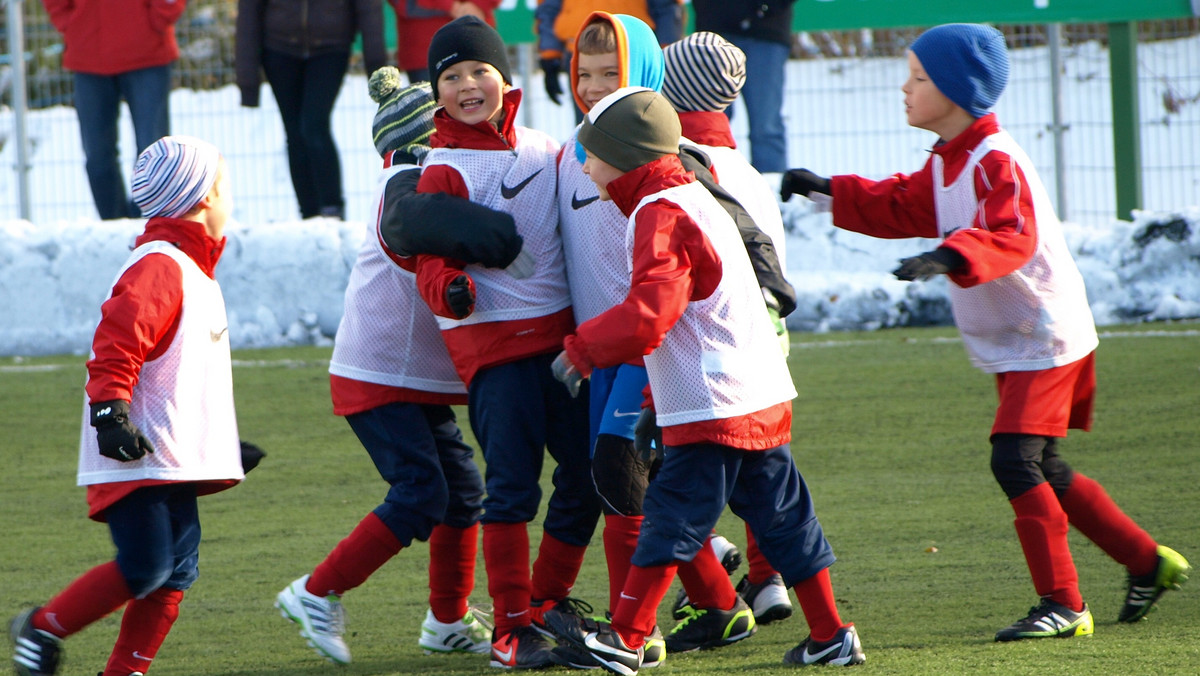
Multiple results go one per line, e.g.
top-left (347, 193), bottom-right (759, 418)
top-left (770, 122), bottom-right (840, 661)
top-left (1047, 23), bottom-right (1068, 220)
top-left (5, 0), bottom-right (33, 220)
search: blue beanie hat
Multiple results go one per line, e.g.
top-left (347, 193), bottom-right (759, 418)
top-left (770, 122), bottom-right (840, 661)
top-left (910, 24), bottom-right (1010, 118)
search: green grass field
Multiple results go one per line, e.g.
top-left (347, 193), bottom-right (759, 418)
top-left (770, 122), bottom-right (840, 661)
top-left (3, 323), bottom-right (1198, 675)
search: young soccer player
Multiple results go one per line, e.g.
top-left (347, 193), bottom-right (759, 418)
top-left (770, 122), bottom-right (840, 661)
top-left (780, 23), bottom-right (1190, 641)
top-left (275, 71), bottom-right (521, 664)
top-left (408, 16), bottom-right (603, 670)
top-left (554, 86), bottom-right (865, 675)
top-left (10, 136), bottom-right (253, 676)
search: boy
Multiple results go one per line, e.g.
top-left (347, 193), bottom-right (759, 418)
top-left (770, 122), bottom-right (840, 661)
top-left (409, 16), bottom-right (602, 670)
top-left (555, 87), bottom-right (865, 675)
top-left (275, 71), bottom-right (516, 664)
top-left (10, 136), bottom-right (250, 676)
top-left (779, 23), bottom-right (1190, 640)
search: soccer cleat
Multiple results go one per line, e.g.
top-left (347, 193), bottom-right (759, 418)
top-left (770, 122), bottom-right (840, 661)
top-left (665, 595), bottom-right (756, 653)
top-left (736, 573), bottom-right (794, 624)
top-left (580, 620), bottom-right (641, 676)
top-left (419, 607), bottom-right (493, 655)
top-left (994, 599), bottom-right (1094, 641)
top-left (782, 624), bottom-right (865, 667)
top-left (11, 608), bottom-right (62, 676)
top-left (1118, 545), bottom-right (1190, 623)
top-left (489, 624), bottom-right (555, 669)
top-left (671, 534), bottom-right (743, 620)
top-left (549, 640), bottom-right (601, 670)
top-left (535, 596), bottom-right (596, 643)
top-left (275, 575), bottom-right (350, 664)
top-left (640, 625), bottom-right (665, 669)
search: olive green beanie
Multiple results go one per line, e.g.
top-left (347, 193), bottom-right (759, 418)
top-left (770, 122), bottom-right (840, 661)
top-left (578, 87), bottom-right (681, 172)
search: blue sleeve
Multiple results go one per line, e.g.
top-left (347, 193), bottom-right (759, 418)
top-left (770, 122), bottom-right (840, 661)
top-left (535, 0), bottom-right (566, 56)
top-left (647, 0), bottom-right (683, 45)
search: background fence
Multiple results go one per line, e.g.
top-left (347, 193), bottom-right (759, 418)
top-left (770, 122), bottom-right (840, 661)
top-left (1, 0), bottom-right (1198, 226)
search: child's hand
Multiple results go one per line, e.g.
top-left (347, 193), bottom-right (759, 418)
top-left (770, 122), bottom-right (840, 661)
top-left (893, 248), bottom-right (965, 281)
top-left (90, 400), bottom-right (156, 462)
top-left (446, 274), bottom-right (475, 318)
top-left (541, 58), bottom-right (563, 105)
top-left (779, 169), bottom-right (831, 202)
top-left (634, 408), bottom-right (662, 463)
top-left (240, 441), bottom-right (266, 473)
top-left (551, 350), bottom-right (584, 398)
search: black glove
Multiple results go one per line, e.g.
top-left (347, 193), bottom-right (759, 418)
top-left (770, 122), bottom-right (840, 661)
top-left (633, 408), bottom-right (663, 464)
top-left (541, 57), bottom-right (564, 105)
top-left (90, 400), bottom-right (155, 462)
top-left (446, 274), bottom-right (475, 318)
top-left (240, 441), bottom-right (266, 473)
top-left (779, 169), bottom-right (831, 202)
top-left (892, 248), bottom-right (966, 281)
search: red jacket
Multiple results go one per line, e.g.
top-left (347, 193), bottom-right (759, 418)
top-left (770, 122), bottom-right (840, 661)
top-left (42, 0), bottom-right (185, 75)
top-left (412, 90), bottom-right (574, 385)
top-left (564, 154), bottom-right (791, 450)
top-left (678, 110), bottom-right (737, 150)
top-left (387, 0), bottom-right (499, 73)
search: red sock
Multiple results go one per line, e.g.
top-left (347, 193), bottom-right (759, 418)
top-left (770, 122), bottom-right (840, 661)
top-left (1011, 483), bottom-right (1083, 611)
top-left (677, 538), bottom-right (737, 611)
top-left (102, 587), bottom-right (183, 676)
top-left (531, 531), bottom-right (587, 606)
top-left (793, 568), bottom-right (844, 642)
top-left (35, 561), bottom-right (134, 638)
top-left (483, 522), bottom-right (531, 636)
top-left (429, 523), bottom-right (478, 623)
top-left (744, 526), bottom-right (778, 585)
top-left (602, 514), bottom-right (642, 613)
top-left (1060, 473), bottom-right (1159, 576)
top-left (308, 512), bottom-right (403, 597)
top-left (612, 563), bottom-right (677, 648)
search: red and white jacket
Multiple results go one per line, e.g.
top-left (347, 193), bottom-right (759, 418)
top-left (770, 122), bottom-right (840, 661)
top-left (43, 0), bottom-right (185, 75)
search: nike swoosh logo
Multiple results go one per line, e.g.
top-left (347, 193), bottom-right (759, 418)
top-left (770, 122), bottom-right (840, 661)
top-left (501, 168), bottom-right (543, 199)
top-left (612, 410), bottom-right (640, 418)
top-left (802, 643), bottom-right (842, 664)
top-left (132, 650), bottom-right (153, 662)
top-left (571, 190), bottom-right (600, 210)
top-left (619, 592), bottom-right (638, 601)
top-left (494, 644), bottom-right (515, 663)
top-left (210, 327), bottom-right (228, 342)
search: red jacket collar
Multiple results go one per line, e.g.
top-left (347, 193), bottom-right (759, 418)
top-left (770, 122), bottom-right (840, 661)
top-left (678, 111), bottom-right (737, 149)
top-left (430, 89), bottom-right (523, 151)
top-left (932, 113), bottom-right (1000, 158)
top-left (134, 218), bottom-right (226, 278)
top-left (606, 154), bottom-right (695, 217)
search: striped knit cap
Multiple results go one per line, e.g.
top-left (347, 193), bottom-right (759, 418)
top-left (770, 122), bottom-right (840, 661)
top-left (368, 67), bottom-right (436, 159)
top-left (131, 135), bottom-right (221, 218)
top-left (662, 32), bottom-right (746, 113)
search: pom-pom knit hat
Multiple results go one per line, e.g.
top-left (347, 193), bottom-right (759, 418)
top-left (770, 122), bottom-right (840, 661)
top-left (578, 86), bottom-right (681, 173)
top-left (368, 67), bottom-right (436, 160)
top-left (662, 31), bottom-right (746, 113)
top-left (131, 135), bottom-right (221, 218)
top-left (427, 16), bottom-right (512, 101)
top-left (909, 23), bottom-right (1010, 119)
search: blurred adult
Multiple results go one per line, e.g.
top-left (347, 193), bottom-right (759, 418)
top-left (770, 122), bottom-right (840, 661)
top-left (41, 0), bottom-right (186, 220)
top-left (236, 0), bottom-right (387, 219)
top-left (388, 0), bottom-right (500, 84)
top-left (693, 0), bottom-right (796, 173)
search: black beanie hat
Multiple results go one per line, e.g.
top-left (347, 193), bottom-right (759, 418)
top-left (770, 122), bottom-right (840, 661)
top-left (427, 16), bottom-right (512, 101)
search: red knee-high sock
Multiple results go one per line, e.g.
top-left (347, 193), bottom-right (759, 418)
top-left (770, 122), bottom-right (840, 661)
top-left (1011, 483), bottom-right (1083, 611)
top-left (602, 514), bottom-right (643, 613)
top-left (102, 587), bottom-right (183, 676)
top-left (429, 523), bottom-right (478, 623)
top-left (744, 525), bottom-right (779, 585)
top-left (483, 522), bottom-right (531, 636)
top-left (531, 531), bottom-right (587, 604)
top-left (308, 512), bottom-right (403, 597)
top-left (34, 561), bottom-right (134, 638)
top-left (612, 563), bottom-right (677, 649)
top-left (677, 538), bottom-right (737, 611)
top-left (1059, 473), bottom-right (1159, 576)
top-left (793, 567), bottom-right (845, 642)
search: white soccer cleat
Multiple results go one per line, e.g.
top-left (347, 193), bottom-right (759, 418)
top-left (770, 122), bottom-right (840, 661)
top-left (418, 607), bottom-right (493, 655)
top-left (275, 575), bottom-right (350, 664)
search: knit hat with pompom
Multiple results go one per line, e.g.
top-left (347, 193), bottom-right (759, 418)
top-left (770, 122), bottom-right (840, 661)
top-left (368, 67), bottom-right (437, 161)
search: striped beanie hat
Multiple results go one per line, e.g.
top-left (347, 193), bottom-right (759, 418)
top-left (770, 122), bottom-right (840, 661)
top-left (131, 135), bottom-right (221, 218)
top-left (662, 32), bottom-right (746, 113)
top-left (368, 67), bottom-right (436, 159)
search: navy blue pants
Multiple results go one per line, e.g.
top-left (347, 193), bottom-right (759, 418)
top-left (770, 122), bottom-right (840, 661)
top-left (635, 442), bottom-right (836, 587)
top-left (346, 403), bottom-right (484, 546)
top-left (106, 484), bottom-right (201, 598)
top-left (468, 353), bottom-right (601, 547)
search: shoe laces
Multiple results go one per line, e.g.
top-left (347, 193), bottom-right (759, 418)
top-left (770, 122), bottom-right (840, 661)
top-left (465, 605), bottom-right (495, 637)
top-left (669, 605), bottom-right (708, 633)
top-left (553, 596), bottom-right (595, 618)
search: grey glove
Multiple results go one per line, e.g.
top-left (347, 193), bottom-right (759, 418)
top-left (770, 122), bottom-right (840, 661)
top-left (551, 350), bottom-right (583, 398)
top-left (893, 248), bottom-right (966, 281)
top-left (504, 245), bottom-right (536, 279)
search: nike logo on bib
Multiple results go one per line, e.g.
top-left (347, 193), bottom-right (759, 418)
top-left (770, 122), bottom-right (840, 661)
top-left (501, 168), bottom-right (543, 199)
top-left (211, 327), bottom-right (228, 343)
top-left (571, 191), bottom-right (600, 210)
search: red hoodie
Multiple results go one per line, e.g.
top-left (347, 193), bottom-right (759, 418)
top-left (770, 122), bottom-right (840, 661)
top-left (43, 0), bottom-right (184, 75)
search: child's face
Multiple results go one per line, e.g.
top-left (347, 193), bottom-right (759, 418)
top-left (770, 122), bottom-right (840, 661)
top-left (437, 60), bottom-right (509, 127)
top-left (205, 159), bottom-right (232, 239)
top-left (575, 51), bottom-right (621, 111)
top-left (581, 150), bottom-right (624, 201)
top-left (902, 51), bottom-right (960, 135)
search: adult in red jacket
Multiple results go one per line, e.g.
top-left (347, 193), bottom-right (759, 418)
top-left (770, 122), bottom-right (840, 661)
top-left (388, 0), bottom-right (500, 83)
top-left (41, 0), bottom-right (185, 220)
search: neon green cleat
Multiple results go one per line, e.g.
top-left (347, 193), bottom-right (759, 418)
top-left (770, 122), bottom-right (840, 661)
top-left (1118, 545), bottom-right (1190, 623)
top-left (994, 599), bottom-right (1093, 642)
